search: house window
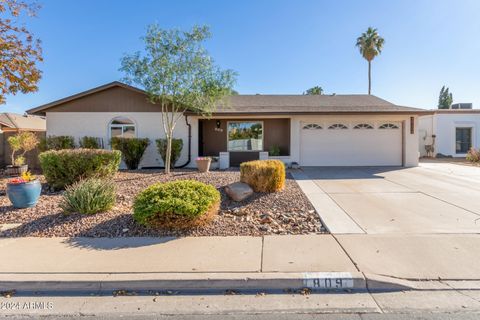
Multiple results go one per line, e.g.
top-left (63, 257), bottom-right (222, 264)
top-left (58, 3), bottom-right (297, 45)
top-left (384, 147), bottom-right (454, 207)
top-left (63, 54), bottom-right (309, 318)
top-left (110, 117), bottom-right (136, 138)
top-left (328, 123), bottom-right (348, 129)
top-left (456, 127), bottom-right (472, 154)
top-left (379, 123), bottom-right (399, 129)
top-left (302, 124), bottom-right (322, 130)
top-left (227, 121), bottom-right (263, 151)
top-left (353, 123), bottom-right (374, 129)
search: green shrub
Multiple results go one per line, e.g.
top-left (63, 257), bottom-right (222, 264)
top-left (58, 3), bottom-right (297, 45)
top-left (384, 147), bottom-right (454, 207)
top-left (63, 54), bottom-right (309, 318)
top-left (467, 148), bottom-right (480, 162)
top-left (79, 136), bottom-right (101, 149)
top-left (133, 180), bottom-right (220, 228)
top-left (240, 159), bottom-right (286, 192)
top-left (110, 137), bottom-right (150, 170)
top-left (39, 135), bottom-right (75, 151)
top-left (60, 178), bottom-right (116, 214)
top-left (39, 149), bottom-right (121, 189)
top-left (268, 145), bottom-right (281, 156)
top-left (156, 138), bottom-right (183, 168)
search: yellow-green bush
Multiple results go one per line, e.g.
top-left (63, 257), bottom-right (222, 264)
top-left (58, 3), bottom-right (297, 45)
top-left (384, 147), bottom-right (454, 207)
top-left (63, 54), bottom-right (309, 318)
top-left (133, 180), bottom-right (220, 228)
top-left (240, 160), bottom-right (285, 192)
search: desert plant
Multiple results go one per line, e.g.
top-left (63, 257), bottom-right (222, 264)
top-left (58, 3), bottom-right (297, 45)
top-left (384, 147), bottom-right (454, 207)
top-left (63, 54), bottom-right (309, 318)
top-left (39, 149), bottom-right (121, 189)
top-left (240, 159), bottom-right (285, 192)
top-left (39, 135), bottom-right (75, 151)
top-left (156, 138), bottom-right (183, 169)
top-left (466, 148), bottom-right (480, 162)
top-left (7, 131), bottom-right (39, 166)
top-left (133, 180), bottom-right (220, 228)
top-left (110, 137), bottom-right (150, 170)
top-left (60, 178), bottom-right (116, 214)
top-left (268, 145), bottom-right (281, 157)
top-left (79, 136), bottom-right (101, 149)
top-left (120, 24), bottom-right (236, 173)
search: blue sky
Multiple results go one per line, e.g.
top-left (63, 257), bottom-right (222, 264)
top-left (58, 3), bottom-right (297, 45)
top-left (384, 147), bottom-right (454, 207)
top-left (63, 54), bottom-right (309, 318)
top-left (4, 0), bottom-right (480, 113)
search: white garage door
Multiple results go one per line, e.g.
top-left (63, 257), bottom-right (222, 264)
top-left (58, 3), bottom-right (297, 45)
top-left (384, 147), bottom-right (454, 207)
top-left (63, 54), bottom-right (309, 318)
top-left (300, 122), bottom-right (403, 166)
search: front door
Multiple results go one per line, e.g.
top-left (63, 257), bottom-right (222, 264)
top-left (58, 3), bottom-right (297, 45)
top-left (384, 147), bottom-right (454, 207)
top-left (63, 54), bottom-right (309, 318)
top-left (455, 127), bottom-right (472, 154)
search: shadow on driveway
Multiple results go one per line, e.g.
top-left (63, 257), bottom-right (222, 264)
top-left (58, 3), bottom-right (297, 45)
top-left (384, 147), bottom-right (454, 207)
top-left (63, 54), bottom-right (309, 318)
top-left (300, 166), bottom-right (408, 180)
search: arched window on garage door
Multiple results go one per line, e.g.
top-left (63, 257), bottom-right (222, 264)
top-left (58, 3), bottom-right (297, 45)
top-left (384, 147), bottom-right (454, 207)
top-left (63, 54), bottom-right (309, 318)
top-left (353, 123), bottom-right (374, 129)
top-left (378, 123), bottom-right (399, 129)
top-left (328, 123), bottom-right (348, 129)
top-left (302, 123), bottom-right (322, 130)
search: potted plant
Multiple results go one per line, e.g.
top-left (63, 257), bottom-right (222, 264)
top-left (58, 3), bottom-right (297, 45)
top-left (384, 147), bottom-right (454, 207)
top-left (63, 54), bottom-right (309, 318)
top-left (6, 132), bottom-right (39, 176)
top-left (6, 171), bottom-right (42, 208)
top-left (196, 157), bottom-right (212, 173)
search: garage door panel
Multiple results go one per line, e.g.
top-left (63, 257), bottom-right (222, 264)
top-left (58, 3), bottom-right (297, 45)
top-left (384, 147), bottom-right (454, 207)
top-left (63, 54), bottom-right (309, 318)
top-left (300, 126), bottom-right (402, 166)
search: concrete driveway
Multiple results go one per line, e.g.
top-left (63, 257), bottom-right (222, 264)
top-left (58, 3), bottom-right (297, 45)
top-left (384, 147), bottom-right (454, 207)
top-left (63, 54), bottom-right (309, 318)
top-left (295, 162), bottom-right (480, 234)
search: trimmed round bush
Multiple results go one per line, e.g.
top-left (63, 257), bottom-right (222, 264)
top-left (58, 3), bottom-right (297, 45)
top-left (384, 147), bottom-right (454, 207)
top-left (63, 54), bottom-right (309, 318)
top-left (240, 159), bottom-right (286, 192)
top-left (60, 178), bottom-right (116, 215)
top-left (133, 180), bottom-right (220, 228)
top-left (110, 137), bottom-right (150, 170)
top-left (39, 149), bottom-right (121, 189)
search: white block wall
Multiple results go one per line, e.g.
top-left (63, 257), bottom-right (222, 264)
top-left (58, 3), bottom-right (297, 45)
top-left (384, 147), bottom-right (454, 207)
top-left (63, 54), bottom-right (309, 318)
top-left (419, 113), bottom-right (480, 157)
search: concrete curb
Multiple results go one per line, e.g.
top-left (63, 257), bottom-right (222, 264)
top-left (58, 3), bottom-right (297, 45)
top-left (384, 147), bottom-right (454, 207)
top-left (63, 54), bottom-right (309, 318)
top-left (5, 272), bottom-right (476, 295)
top-left (0, 272), bottom-right (367, 294)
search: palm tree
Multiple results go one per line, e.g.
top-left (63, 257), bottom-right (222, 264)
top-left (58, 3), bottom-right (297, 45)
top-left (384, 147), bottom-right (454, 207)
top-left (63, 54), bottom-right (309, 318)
top-left (303, 86), bottom-right (324, 95)
top-left (355, 27), bottom-right (385, 95)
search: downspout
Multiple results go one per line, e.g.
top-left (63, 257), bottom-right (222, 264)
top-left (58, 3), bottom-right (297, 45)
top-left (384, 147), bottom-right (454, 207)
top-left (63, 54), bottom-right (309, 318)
top-left (142, 115), bottom-right (192, 169)
top-left (176, 115), bottom-right (192, 168)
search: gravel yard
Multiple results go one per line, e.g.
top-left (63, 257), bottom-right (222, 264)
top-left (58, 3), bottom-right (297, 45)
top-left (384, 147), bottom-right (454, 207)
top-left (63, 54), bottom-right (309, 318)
top-left (0, 170), bottom-right (325, 237)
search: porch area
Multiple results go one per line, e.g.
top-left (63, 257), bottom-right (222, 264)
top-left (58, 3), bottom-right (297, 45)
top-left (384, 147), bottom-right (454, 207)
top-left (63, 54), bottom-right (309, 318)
top-left (197, 118), bottom-right (291, 167)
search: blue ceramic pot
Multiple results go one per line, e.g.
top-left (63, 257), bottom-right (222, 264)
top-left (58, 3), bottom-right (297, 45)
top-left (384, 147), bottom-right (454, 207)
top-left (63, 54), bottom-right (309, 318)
top-left (6, 180), bottom-right (42, 208)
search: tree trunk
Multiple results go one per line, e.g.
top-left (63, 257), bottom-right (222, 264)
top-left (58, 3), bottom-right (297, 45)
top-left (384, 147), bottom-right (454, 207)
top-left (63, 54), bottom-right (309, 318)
top-left (165, 133), bottom-right (173, 174)
top-left (368, 60), bottom-right (371, 95)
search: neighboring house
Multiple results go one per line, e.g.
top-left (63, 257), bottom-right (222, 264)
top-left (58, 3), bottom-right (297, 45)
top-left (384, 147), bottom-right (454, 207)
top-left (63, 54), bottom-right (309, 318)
top-left (419, 109), bottom-right (480, 158)
top-left (0, 113), bottom-right (46, 169)
top-left (27, 81), bottom-right (427, 168)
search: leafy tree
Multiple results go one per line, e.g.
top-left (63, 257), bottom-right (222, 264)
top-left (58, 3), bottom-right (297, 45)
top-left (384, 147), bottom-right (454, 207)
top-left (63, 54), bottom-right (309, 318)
top-left (120, 25), bottom-right (236, 173)
top-left (438, 85), bottom-right (453, 109)
top-left (7, 131), bottom-right (39, 166)
top-left (0, 0), bottom-right (42, 104)
top-left (355, 27), bottom-right (384, 95)
top-left (303, 86), bottom-right (323, 95)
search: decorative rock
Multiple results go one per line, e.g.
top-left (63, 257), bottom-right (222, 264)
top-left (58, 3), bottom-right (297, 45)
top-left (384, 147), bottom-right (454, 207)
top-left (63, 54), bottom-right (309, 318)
top-left (225, 182), bottom-right (254, 202)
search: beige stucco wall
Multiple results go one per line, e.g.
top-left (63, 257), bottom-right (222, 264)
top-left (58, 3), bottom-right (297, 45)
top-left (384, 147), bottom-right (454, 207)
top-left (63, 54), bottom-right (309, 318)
top-left (191, 114), bottom-right (419, 167)
top-left (46, 112), bottom-right (419, 168)
top-left (46, 112), bottom-right (190, 168)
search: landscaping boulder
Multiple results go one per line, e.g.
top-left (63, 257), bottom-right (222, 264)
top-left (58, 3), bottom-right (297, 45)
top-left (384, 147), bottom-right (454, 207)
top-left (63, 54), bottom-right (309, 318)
top-left (225, 182), bottom-right (254, 202)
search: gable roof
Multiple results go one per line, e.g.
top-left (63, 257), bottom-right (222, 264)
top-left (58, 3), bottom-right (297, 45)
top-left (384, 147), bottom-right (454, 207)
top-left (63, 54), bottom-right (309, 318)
top-left (26, 81), bottom-right (146, 115)
top-left (0, 113), bottom-right (46, 131)
top-left (27, 81), bottom-right (429, 116)
top-left (208, 94), bottom-right (425, 115)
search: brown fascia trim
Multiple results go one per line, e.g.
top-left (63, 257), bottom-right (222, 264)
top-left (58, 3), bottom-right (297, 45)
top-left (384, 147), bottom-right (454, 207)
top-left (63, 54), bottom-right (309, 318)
top-left (186, 110), bottom-right (433, 116)
top-left (26, 81), bottom-right (146, 115)
top-left (433, 109), bottom-right (480, 114)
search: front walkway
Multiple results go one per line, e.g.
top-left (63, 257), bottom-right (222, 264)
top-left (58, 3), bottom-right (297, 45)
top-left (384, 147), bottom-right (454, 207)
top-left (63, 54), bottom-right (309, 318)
top-left (2, 234), bottom-right (480, 281)
top-left (0, 235), bottom-right (355, 273)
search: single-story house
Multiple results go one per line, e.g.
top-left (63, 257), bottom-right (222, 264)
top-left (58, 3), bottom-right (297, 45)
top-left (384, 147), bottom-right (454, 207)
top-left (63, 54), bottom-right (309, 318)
top-left (27, 81), bottom-right (428, 168)
top-left (419, 109), bottom-right (480, 157)
top-left (0, 112), bottom-right (46, 169)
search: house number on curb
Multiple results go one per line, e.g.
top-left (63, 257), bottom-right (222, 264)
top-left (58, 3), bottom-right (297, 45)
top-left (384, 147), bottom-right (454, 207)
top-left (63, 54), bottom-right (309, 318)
top-left (302, 272), bottom-right (354, 289)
